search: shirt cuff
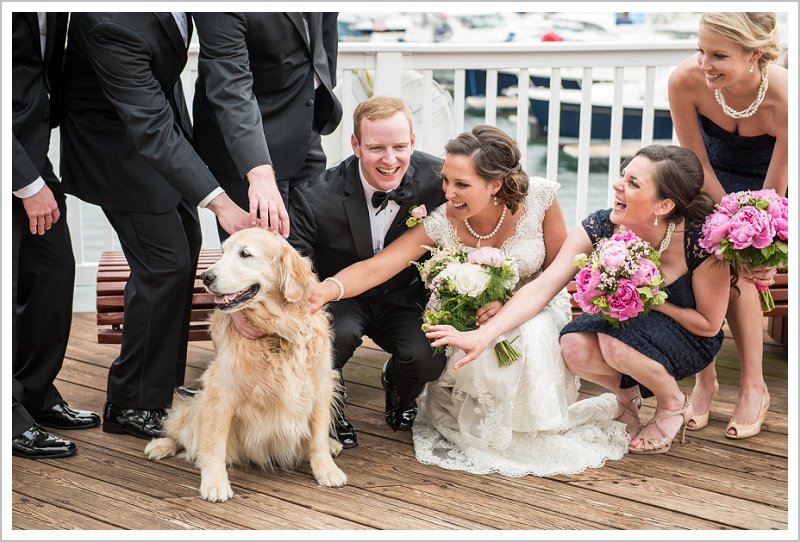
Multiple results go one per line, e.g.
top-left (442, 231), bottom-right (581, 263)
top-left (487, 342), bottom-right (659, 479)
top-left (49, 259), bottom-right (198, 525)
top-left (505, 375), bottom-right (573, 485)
top-left (13, 177), bottom-right (45, 199)
top-left (198, 187), bottom-right (225, 208)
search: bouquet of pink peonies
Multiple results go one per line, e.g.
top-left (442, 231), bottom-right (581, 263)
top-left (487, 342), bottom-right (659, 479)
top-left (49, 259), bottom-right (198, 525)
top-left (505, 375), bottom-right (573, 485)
top-left (572, 229), bottom-right (668, 328)
top-left (414, 243), bottom-right (521, 367)
top-left (699, 188), bottom-right (789, 311)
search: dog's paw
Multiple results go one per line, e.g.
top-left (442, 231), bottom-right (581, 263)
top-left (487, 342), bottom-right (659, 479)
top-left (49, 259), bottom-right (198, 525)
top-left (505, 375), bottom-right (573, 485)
top-left (328, 437), bottom-right (344, 457)
top-left (144, 438), bottom-right (178, 460)
top-left (199, 477), bottom-right (234, 503)
top-left (315, 465), bottom-right (347, 488)
top-left (200, 482), bottom-right (233, 502)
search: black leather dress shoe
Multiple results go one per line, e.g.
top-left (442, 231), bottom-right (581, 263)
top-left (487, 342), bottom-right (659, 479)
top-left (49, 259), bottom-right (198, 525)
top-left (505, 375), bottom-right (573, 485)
top-left (381, 358), bottom-right (417, 431)
top-left (102, 401), bottom-right (166, 439)
top-left (34, 402), bottom-right (101, 430)
top-left (12, 424), bottom-right (77, 459)
top-left (332, 410), bottom-right (358, 449)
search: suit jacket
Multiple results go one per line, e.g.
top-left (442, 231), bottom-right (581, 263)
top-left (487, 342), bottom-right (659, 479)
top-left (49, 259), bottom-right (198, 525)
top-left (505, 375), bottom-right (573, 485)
top-left (192, 12), bottom-right (342, 183)
top-left (59, 13), bottom-right (219, 213)
top-left (12, 12), bottom-right (67, 191)
top-left (288, 151), bottom-right (447, 309)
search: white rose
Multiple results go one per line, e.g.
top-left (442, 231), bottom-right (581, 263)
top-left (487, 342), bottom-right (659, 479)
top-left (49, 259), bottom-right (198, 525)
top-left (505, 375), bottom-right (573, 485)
top-left (452, 263), bottom-right (492, 297)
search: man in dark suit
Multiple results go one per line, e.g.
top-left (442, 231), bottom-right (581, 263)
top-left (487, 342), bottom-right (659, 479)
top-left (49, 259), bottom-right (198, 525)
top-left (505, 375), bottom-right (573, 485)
top-left (58, 13), bottom-right (252, 439)
top-left (287, 96), bottom-right (448, 447)
top-left (192, 12), bottom-right (342, 240)
top-left (11, 12), bottom-right (100, 459)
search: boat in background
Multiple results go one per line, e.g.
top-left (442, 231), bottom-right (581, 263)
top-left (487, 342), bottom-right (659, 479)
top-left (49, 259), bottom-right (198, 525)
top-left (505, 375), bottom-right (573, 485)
top-left (521, 81), bottom-right (675, 140)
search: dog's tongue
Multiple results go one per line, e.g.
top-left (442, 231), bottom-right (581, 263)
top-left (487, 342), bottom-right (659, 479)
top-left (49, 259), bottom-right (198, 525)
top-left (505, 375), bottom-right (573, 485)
top-left (215, 294), bottom-right (229, 304)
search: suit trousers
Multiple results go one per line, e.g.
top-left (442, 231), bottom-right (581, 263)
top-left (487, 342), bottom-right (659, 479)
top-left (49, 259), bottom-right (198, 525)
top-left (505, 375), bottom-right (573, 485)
top-left (214, 131), bottom-right (327, 243)
top-left (102, 198), bottom-right (201, 410)
top-left (327, 297), bottom-right (448, 406)
top-left (12, 184), bottom-right (75, 413)
top-left (12, 377), bottom-right (37, 437)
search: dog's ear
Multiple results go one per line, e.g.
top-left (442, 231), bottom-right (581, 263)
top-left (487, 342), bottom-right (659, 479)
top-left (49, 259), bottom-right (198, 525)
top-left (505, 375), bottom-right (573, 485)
top-left (280, 243), bottom-right (313, 303)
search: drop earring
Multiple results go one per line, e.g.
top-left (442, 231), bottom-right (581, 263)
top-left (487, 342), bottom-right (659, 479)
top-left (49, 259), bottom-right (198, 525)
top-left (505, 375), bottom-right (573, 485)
top-left (749, 63), bottom-right (754, 73)
top-left (654, 216), bottom-right (659, 226)
top-left (493, 194), bottom-right (498, 206)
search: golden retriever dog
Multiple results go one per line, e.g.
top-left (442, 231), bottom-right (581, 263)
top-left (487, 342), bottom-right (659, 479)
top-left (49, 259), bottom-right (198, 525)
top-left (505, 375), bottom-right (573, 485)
top-left (144, 228), bottom-right (346, 502)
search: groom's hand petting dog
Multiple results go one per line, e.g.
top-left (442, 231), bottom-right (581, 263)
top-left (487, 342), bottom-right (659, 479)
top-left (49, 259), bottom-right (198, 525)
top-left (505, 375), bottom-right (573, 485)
top-left (144, 228), bottom-right (347, 502)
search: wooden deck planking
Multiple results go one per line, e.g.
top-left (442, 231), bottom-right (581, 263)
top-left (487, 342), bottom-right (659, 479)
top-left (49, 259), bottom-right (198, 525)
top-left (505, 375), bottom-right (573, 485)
top-left (10, 312), bottom-right (790, 532)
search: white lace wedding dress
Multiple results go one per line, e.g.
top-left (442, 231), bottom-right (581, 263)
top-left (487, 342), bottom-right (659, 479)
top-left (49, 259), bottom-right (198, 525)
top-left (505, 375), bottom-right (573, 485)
top-left (414, 177), bottom-right (630, 477)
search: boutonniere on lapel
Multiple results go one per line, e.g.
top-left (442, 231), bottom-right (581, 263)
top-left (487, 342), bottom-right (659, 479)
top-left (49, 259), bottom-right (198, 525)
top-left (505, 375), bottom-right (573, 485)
top-left (405, 204), bottom-right (428, 228)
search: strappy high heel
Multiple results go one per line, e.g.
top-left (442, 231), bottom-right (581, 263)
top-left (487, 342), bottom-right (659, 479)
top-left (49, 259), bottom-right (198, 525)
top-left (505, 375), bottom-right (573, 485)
top-left (687, 380), bottom-right (719, 431)
top-left (726, 385), bottom-right (770, 439)
top-left (614, 388), bottom-right (642, 438)
top-left (628, 393), bottom-right (692, 455)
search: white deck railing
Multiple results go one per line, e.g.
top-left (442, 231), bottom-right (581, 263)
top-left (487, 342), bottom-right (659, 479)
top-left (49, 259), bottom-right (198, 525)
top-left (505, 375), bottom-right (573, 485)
top-left (66, 40), bottom-right (699, 289)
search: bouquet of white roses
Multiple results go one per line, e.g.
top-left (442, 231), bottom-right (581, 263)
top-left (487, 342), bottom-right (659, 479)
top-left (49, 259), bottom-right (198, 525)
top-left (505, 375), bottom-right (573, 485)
top-left (414, 243), bottom-right (521, 367)
top-left (572, 228), bottom-right (668, 328)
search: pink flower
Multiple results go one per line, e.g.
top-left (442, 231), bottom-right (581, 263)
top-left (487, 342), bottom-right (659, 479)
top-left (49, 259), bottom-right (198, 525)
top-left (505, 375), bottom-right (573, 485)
top-left (572, 267), bottom-right (603, 312)
top-left (766, 198), bottom-right (789, 241)
top-left (699, 207), bottom-right (733, 255)
top-left (728, 207), bottom-right (776, 250)
top-left (606, 278), bottom-right (644, 321)
top-left (718, 192), bottom-right (741, 214)
top-left (630, 257), bottom-right (660, 286)
top-left (405, 204), bottom-right (428, 227)
top-left (615, 229), bottom-right (638, 244)
top-left (411, 204), bottom-right (427, 219)
top-left (468, 246), bottom-right (506, 267)
top-left (597, 239), bottom-right (629, 271)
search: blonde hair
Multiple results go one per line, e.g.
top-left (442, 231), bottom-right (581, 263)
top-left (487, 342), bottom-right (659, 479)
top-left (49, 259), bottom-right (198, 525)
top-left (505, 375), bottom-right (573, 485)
top-left (352, 95), bottom-right (413, 142)
top-left (700, 12), bottom-right (782, 68)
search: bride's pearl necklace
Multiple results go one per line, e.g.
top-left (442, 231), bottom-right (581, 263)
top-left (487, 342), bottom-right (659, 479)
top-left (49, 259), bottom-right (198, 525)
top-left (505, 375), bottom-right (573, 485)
top-left (715, 65), bottom-right (769, 119)
top-left (464, 205), bottom-right (507, 241)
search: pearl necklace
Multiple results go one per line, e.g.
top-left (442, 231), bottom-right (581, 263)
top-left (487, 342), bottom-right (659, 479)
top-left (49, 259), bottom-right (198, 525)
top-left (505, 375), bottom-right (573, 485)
top-left (658, 221), bottom-right (676, 254)
top-left (620, 221), bottom-right (676, 254)
top-left (715, 66), bottom-right (769, 119)
top-left (464, 205), bottom-right (507, 241)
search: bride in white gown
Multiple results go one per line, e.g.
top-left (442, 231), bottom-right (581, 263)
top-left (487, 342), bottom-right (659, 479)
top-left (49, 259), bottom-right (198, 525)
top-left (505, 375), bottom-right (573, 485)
top-left (310, 125), bottom-right (629, 477)
top-left (415, 185), bottom-right (628, 476)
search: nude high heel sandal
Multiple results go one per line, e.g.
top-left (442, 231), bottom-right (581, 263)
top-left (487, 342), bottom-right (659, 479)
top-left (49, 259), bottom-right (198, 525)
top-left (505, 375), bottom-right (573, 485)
top-left (628, 394), bottom-right (692, 455)
top-left (687, 380), bottom-right (719, 431)
top-left (726, 386), bottom-right (770, 439)
top-left (614, 388), bottom-right (643, 438)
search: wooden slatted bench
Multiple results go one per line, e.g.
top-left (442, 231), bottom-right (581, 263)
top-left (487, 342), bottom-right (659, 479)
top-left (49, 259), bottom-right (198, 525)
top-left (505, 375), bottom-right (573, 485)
top-left (95, 249), bottom-right (222, 344)
top-left (765, 272), bottom-right (788, 346)
top-left (566, 272), bottom-right (789, 346)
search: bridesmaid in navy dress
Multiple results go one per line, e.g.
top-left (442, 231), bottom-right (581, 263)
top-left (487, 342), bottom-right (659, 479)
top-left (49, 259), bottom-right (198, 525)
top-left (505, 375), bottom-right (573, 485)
top-left (668, 12), bottom-right (787, 439)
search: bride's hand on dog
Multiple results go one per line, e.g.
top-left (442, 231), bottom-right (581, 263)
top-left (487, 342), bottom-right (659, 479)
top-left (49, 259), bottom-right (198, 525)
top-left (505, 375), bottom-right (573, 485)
top-left (308, 281), bottom-right (338, 314)
top-left (230, 312), bottom-right (266, 340)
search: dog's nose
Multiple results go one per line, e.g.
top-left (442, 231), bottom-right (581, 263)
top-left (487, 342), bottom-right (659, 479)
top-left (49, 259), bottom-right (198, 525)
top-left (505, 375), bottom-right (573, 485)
top-left (201, 271), bottom-right (216, 287)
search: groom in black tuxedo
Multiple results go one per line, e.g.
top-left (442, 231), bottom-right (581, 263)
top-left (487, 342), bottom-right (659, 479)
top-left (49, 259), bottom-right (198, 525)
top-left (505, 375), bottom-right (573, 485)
top-left (287, 96), bottom-right (448, 447)
top-left (59, 13), bottom-right (252, 439)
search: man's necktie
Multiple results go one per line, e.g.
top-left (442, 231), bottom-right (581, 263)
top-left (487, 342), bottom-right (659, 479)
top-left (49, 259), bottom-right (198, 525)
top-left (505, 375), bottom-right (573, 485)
top-left (371, 182), bottom-right (414, 214)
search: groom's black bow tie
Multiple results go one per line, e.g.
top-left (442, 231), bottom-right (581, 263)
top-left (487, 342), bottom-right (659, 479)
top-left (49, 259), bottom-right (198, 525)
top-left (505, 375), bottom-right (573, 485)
top-left (371, 181), bottom-right (414, 214)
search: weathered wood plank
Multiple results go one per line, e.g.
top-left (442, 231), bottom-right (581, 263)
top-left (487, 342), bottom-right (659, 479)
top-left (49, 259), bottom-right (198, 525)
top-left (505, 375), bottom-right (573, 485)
top-left (11, 491), bottom-right (118, 530)
top-left (11, 311), bottom-right (788, 531)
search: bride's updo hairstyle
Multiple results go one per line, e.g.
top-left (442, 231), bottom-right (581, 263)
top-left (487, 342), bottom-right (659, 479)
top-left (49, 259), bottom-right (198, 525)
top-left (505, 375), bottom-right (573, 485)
top-left (624, 144), bottom-right (716, 227)
top-left (444, 125), bottom-right (529, 214)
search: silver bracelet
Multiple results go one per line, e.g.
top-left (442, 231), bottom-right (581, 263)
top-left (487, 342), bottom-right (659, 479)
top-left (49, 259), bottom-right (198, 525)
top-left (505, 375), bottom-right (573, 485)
top-left (323, 277), bottom-right (344, 302)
